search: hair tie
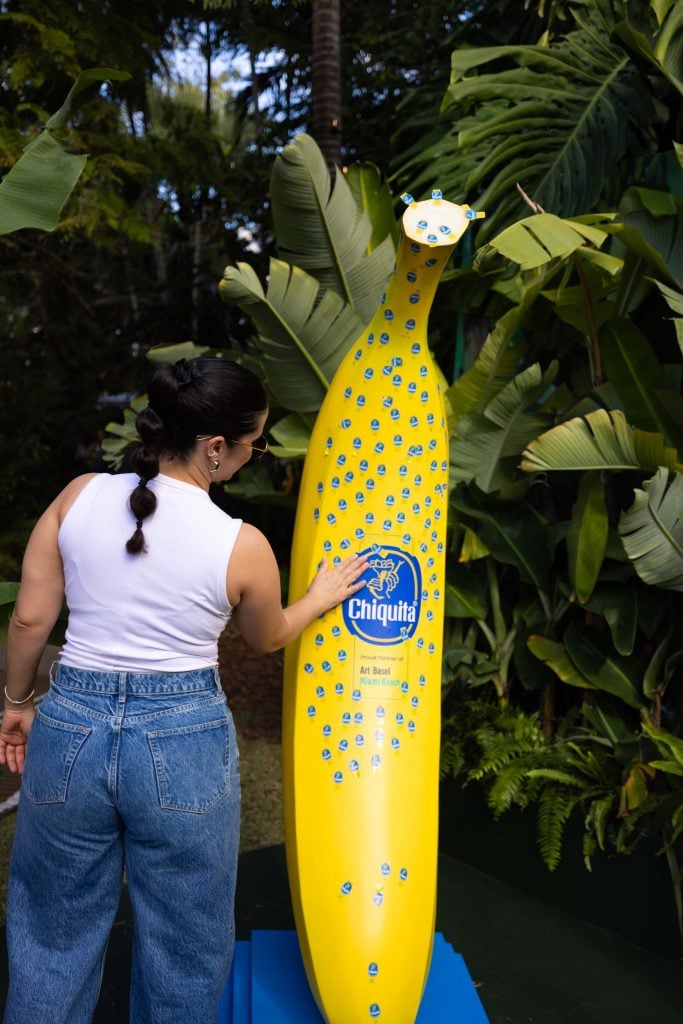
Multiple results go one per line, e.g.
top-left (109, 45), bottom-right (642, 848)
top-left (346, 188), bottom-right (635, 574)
top-left (174, 358), bottom-right (195, 387)
top-left (136, 519), bottom-right (143, 530)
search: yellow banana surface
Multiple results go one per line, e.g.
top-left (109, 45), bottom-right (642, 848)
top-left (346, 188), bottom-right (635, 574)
top-left (283, 194), bottom-right (482, 1024)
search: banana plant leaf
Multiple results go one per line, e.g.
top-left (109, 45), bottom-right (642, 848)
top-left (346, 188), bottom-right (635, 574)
top-left (582, 694), bottom-right (639, 748)
top-left (457, 523), bottom-right (491, 562)
top-left (520, 409), bottom-right (683, 473)
top-left (224, 463), bottom-right (296, 508)
top-left (445, 274), bottom-right (552, 421)
top-left (0, 582), bottom-right (20, 644)
top-left (344, 162), bottom-right (400, 252)
top-left (652, 279), bottom-right (683, 356)
top-left (583, 585), bottom-right (638, 657)
top-left (614, 2), bottom-right (683, 96)
top-left (219, 259), bottom-right (365, 413)
top-left (268, 133), bottom-right (395, 323)
top-left (619, 467), bottom-right (683, 589)
top-left (616, 187), bottom-right (683, 287)
top-left (450, 491), bottom-right (551, 588)
top-left (269, 413), bottom-right (311, 460)
top-left (452, 361), bottom-right (557, 493)
top-left (527, 634), bottom-right (595, 689)
top-left (563, 622), bottom-right (644, 709)
top-left (444, 563), bottom-right (488, 619)
top-left (486, 213), bottom-right (608, 270)
top-left (146, 342), bottom-right (211, 364)
top-left (567, 471), bottom-right (609, 604)
top-left (102, 396), bottom-right (148, 469)
top-left (0, 67), bottom-right (130, 235)
top-left (600, 317), bottom-right (683, 447)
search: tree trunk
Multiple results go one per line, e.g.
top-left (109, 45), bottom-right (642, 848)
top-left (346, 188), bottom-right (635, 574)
top-left (311, 0), bottom-right (342, 170)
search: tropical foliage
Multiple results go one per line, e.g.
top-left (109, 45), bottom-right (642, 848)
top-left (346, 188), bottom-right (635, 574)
top-left (212, 0), bottom-right (683, 948)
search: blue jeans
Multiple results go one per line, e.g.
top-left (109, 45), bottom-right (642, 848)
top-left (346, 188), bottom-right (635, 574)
top-left (4, 663), bottom-right (240, 1024)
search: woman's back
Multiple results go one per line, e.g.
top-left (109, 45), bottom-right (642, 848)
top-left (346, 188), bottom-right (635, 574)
top-left (58, 472), bottom-right (241, 672)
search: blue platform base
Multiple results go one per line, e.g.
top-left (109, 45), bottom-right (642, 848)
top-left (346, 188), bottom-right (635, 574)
top-left (215, 930), bottom-right (489, 1023)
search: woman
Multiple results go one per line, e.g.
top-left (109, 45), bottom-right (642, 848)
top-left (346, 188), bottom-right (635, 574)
top-left (0, 357), bottom-right (366, 1024)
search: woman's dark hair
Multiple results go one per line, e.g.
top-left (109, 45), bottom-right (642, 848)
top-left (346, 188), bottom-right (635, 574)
top-left (126, 357), bottom-right (268, 554)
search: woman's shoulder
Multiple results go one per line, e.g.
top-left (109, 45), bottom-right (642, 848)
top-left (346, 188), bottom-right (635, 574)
top-left (54, 472), bottom-right (119, 526)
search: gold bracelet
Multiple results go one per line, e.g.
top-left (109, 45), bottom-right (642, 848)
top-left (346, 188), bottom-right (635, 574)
top-left (4, 686), bottom-right (35, 706)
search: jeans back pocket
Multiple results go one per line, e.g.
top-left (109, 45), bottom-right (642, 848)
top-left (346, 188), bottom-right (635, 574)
top-left (23, 710), bottom-right (91, 804)
top-left (147, 718), bottom-right (232, 813)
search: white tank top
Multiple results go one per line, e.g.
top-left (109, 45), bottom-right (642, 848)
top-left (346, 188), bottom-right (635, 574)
top-left (58, 473), bottom-right (242, 671)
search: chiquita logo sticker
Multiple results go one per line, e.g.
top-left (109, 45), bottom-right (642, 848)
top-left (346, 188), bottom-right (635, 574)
top-left (343, 544), bottom-right (422, 645)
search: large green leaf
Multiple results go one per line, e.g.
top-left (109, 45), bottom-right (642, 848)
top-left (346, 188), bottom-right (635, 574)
top-left (615, 187), bottom-right (683, 287)
top-left (444, 563), bottom-right (488, 619)
top-left (600, 317), bottom-right (683, 447)
top-left (527, 635), bottom-right (595, 689)
top-left (445, 274), bottom-right (552, 421)
top-left (219, 259), bottom-right (364, 412)
top-left (269, 413), bottom-right (311, 460)
top-left (452, 361), bottom-right (557, 493)
top-left (450, 492), bottom-right (551, 588)
top-left (520, 409), bottom-right (683, 473)
top-left (614, 0), bottom-right (683, 95)
top-left (433, 18), bottom-right (662, 239)
top-left (344, 163), bottom-right (399, 252)
top-left (486, 214), bottom-right (608, 270)
top-left (652, 279), bottom-right (683, 356)
top-left (0, 68), bottom-right (130, 235)
top-left (567, 471), bottom-right (608, 604)
top-left (618, 467), bottom-right (683, 589)
top-left (584, 585), bottom-right (638, 657)
top-left (268, 133), bottom-right (394, 322)
top-left (146, 342), bottom-right (210, 364)
top-left (563, 622), bottom-right (644, 708)
top-left (0, 583), bottom-right (19, 644)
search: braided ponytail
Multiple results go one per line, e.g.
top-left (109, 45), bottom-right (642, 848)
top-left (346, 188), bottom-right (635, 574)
top-left (126, 406), bottom-right (163, 554)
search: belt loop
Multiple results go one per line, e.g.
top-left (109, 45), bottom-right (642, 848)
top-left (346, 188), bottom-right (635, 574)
top-left (48, 661), bottom-right (57, 685)
top-left (213, 667), bottom-right (222, 692)
top-left (118, 672), bottom-right (126, 705)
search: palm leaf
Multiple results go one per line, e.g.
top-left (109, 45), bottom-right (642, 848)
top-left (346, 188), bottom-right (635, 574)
top-left (520, 409), bottom-right (683, 472)
top-left (618, 467), bottom-right (683, 589)
top-left (219, 259), bottom-right (364, 413)
top-left (452, 361), bottom-right (557, 492)
top-left (269, 133), bottom-right (394, 322)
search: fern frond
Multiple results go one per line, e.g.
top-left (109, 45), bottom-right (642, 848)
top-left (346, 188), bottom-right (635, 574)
top-left (585, 794), bottom-right (616, 852)
top-left (537, 788), bottom-right (579, 870)
top-left (488, 763), bottom-right (534, 814)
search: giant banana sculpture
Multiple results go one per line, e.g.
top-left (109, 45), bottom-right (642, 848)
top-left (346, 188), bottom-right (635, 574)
top-left (283, 191), bottom-right (484, 1024)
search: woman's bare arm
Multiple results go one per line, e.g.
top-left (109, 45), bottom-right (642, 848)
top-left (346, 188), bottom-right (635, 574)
top-left (0, 474), bottom-right (96, 772)
top-left (228, 523), bottom-right (367, 654)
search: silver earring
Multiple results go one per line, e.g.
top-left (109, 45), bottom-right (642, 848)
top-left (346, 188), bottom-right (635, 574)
top-left (209, 458), bottom-right (220, 474)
